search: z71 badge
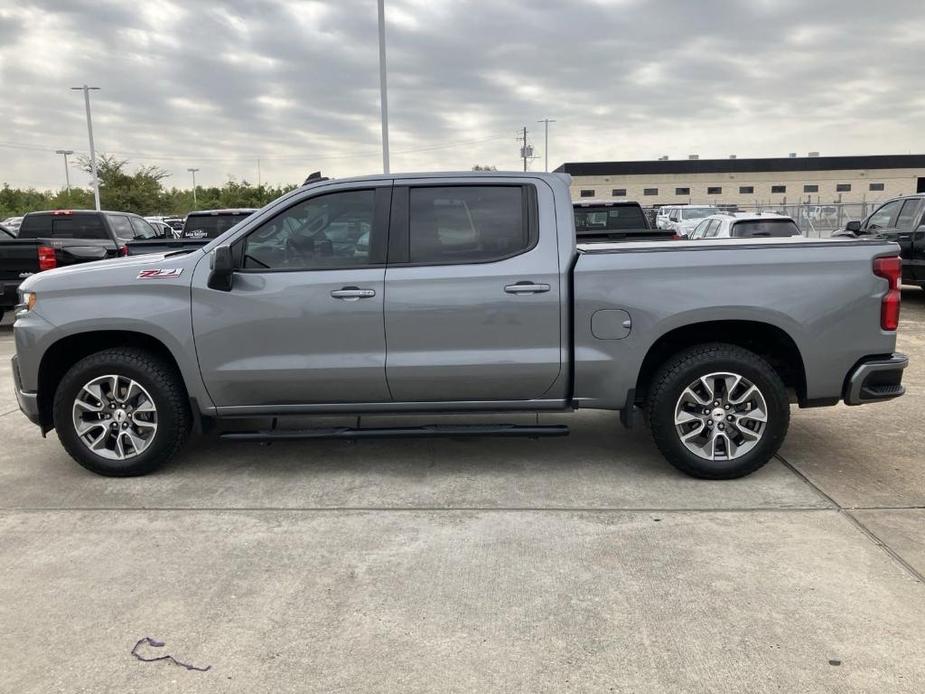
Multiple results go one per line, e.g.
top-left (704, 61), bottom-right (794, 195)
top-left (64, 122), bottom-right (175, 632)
top-left (137, 268), bottom-right (184, 280)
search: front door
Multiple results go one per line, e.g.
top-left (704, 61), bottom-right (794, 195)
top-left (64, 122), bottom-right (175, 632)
top-left (383, 181), bottom-right (563, 402)
top-left (867, 198), bottom-right (921, 283)
top-left (191, 184), bottom-right (393, 410)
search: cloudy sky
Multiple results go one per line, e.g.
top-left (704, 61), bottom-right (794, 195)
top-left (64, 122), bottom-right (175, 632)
top-left (1, 0), bottom-right (924, 190)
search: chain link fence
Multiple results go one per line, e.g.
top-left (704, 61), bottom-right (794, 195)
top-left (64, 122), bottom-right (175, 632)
top-left (643, 202), bottom-right (878, 238)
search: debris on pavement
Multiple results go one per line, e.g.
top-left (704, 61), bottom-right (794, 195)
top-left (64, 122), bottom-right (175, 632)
top-left (131, 636), bottom-right (211, 672)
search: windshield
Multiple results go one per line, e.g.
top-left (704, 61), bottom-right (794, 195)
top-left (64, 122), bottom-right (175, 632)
top-left (182, 213), bottom-right (253, 239)
top-left (681, 208), bottom-right (718, 220)
top-left (574, 205), bottom-right (647, 232)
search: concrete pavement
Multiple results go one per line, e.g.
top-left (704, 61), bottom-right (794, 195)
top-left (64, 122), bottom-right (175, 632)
top-left (0, 292), bottom-right (923, 692)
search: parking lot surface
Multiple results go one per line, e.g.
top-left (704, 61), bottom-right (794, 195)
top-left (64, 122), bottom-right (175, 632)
top-left (1, 291), bottom-right (923, 692)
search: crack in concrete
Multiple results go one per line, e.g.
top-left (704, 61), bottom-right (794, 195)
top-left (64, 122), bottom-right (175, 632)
top-left (775, 452), bottom-right (924, 584)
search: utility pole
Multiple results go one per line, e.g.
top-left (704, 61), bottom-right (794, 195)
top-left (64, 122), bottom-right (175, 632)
top-left (377, 0), bottom-right (390, 174)
top-left (187, 168), bottom-right (199, 206)
top-left (70, 85), bottom-right (101, 210)
top-left (55, 149), bottom-right (74, 196)
top-left (537, 118), bottom-right (556, 172)
top-left (518, 127), bottom-right (533, 172)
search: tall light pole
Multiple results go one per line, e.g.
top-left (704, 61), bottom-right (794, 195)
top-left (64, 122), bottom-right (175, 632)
top-left (70, 85), bottom-right (101, 210)
top-left (377, 0), bottom-right (390, 174)
top-left (55, 149), bottom-right (74, 196)
top-left (187, 168), bottom-right (199, 206)
top-left (537, 118), bottom-right (556, 172)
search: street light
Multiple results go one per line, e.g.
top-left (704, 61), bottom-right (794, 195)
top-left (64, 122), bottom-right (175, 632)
top-left (70, 85), bottom-right (101, 210)
top-left (537, 119), bottom-right (556, 172)
top-left (187, 168), bottom-right (199, 206)
top-left (55, 149), bottom-right (74, 196)
top-left (377, 0), bottom-right (390, 174)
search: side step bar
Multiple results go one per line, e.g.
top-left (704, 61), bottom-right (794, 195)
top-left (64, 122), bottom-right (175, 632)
top-left (220, 423), bottom-right (569, 442)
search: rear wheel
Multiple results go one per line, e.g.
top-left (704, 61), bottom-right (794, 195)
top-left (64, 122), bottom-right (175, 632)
top-left (53, 348), bottom-right (191, 476)
top-left (647, 343), bottom-right (790, 479)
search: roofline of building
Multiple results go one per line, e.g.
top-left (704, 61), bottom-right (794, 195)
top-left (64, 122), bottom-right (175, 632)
top-left (554, 154), bottom-right (925, 177)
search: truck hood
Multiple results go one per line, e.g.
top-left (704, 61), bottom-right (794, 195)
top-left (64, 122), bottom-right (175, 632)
top-left (19, 249), bottom-right (202, 293)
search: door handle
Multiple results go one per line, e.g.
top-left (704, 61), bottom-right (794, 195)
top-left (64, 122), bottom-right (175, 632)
top-left (330, 287), bottom-right (376, 301)
top-left (504, 282), bottom-right (551, 295)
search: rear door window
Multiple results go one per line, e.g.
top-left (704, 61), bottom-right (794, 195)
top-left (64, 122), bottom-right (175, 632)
top-left (407, 186), bottom-right (531, 264)
top-left (130, 217), bottom-right (158, 239)
top-left (107, 215), bottom-right (134, 241)
top-left (731, 219), bottom-right (801, 237)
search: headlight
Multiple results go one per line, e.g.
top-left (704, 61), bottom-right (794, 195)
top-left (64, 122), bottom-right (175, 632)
top-left (18, 291), bottom-right (37, 313)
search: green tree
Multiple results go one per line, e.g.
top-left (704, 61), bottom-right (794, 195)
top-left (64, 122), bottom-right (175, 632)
top-left (77, 155), bottom-right (169, 215)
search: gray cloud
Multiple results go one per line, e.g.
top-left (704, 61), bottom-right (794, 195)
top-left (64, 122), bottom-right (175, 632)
top-left (1, 0), bottom-right (924, 190)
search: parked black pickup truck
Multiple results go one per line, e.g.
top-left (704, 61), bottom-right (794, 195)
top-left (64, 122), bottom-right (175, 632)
top-left (0, 209), bottom-right (178, 320)
top-left (573, 199), bottom-right (676, 242)
top-left (837, 194), bottom-right (925, 287)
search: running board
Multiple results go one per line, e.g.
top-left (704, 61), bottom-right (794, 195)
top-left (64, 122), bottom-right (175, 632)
top-left (220, 423), bottom-right (570, 442)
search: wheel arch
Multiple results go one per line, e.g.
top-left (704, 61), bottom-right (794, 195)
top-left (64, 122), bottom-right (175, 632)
top-left (634, 320), bottom-right (807, 406)
top-left (36, 331), bottom-right (187, 432)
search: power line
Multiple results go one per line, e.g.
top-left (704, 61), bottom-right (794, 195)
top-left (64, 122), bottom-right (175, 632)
top-left (0, 134), bottom-right (512, 164)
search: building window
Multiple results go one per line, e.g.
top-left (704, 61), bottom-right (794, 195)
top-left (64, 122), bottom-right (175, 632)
top-left (580, 189), bottom-right (595, 198)
top-left (836, 184), bottom-right (851, 192)
top-left (644, 188), bottom-right (658, 196)
top-left (739, 186), bottom-right (754, 195)
top-left (803, 184), bottom-right (819, 193)
top-left (612, 188), bottom-right (626, 197)
top-left (869, 183), bottom-right (885, 191)
top-left (771, 185), bottom-right (787, 194)
top-left (707, 186), bottom-right (722, 195)
top-left (675, 187), bottom-right (690, 196)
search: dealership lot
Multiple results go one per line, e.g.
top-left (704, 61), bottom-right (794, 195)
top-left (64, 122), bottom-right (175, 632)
top-left (0, 292), bottom-right (923, 692)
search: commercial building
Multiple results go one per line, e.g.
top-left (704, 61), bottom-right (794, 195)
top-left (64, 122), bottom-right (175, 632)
top-left (554, 154), bottom-right (925, 206)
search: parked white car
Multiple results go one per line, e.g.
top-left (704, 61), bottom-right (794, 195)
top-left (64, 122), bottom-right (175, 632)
top-left (663, 205), bottom-right (720, 237)
top-left (1, 216), bottom-right (23, 233)
top-left (688, 213), bottom-right (802, 240)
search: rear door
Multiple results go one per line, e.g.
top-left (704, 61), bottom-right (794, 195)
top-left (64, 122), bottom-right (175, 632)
top-left (383, 180), bottom-right (563, 402)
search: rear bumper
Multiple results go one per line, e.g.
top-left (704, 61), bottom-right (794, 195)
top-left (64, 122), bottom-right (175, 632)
top-left (844, 353), bottom-right (908, 405)
top-left (11, 355), bottom-right (41, 425)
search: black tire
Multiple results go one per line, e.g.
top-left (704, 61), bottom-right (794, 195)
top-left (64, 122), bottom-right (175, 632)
top-left (646, 343), bottom-right (790, 479)
top-left (53, 348), bottom-right (191, 476)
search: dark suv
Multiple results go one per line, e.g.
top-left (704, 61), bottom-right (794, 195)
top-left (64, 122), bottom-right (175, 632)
top-left (839, 195), bottom-right (925, 287)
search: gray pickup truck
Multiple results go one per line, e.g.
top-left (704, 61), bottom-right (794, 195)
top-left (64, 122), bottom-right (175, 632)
top-left (11, 172), bottom-right (908, 479)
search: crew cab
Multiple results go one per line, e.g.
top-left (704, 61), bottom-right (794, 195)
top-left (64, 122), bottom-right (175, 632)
top-left (573, 199), bottom-right (675, 242)
top-left (836, 195), bottom-right (925, 287)
top-left (0, 209), bottom-right (178, 320)
top-left (11, 172), bottom-right (907, 480)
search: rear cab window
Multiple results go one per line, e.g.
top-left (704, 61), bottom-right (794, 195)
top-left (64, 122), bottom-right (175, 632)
top-left (403, 185), bottom-right (534, 265)
top-left (731, 219), bottom-right (801, 238)
top-left (20, 213), bottom-right (108, 240)
top-left (574, 205), bottom-right (647, 233)
top-left (183, 212), bottom-right (253, 239)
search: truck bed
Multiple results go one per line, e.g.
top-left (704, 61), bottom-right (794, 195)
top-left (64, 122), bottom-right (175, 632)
top-left (572, 235), bottom-right (900, 410)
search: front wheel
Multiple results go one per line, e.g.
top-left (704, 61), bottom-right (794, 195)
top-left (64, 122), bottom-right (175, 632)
top-left (53, 348), bottom-right (191, 476)
top-left (647, 343), bottom-right (790, 479)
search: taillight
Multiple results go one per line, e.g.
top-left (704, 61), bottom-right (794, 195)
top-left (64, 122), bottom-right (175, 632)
top-left (118, 245), bottom-right (129, 257)
top-left (37, 245), bottom-right (57, 271)
top-left (873, 256), bottom-right (901, 331)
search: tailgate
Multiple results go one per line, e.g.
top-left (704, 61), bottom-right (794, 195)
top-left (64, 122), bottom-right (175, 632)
top-left (0, 240), bottom-right (41, 281)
